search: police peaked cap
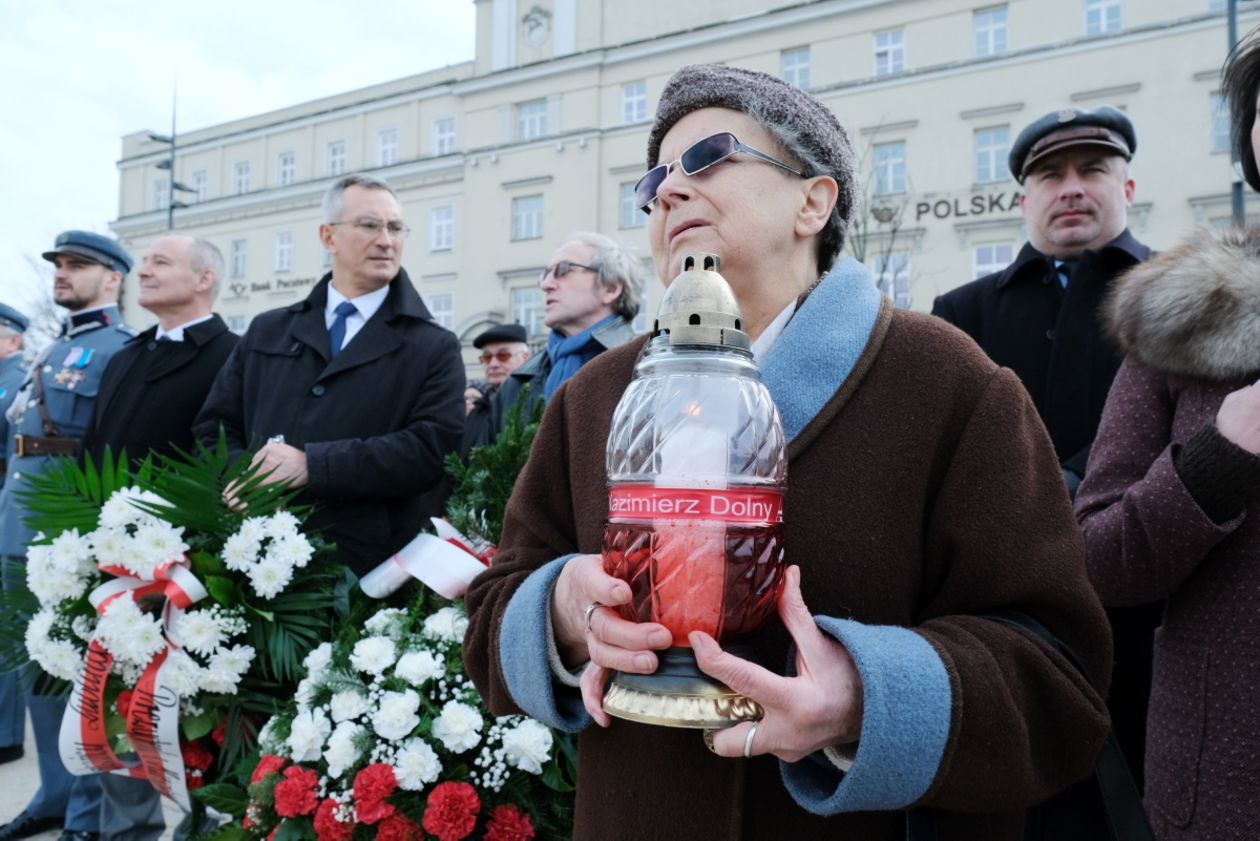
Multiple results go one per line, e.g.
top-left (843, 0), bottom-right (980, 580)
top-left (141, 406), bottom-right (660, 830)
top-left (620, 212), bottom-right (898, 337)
top-left (1009, 105), bottom-right (1136, 183)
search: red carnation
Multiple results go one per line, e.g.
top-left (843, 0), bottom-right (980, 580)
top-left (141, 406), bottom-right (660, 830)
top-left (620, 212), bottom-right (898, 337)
top-left (185, 770), bottom-right (205, 791)
top-left (353, 763), bottom-right (398, 824)
top-left (211, 719), bottom-right (227, 746)
top-left (181, 739), bottom-right (214, 771)
top-left (273, 766), bottom-right (321, 817)
top-left (421, 781), bottom-right (481, 841)
top-left (250, 754), bottom-right (289, 784)
top-left (313, 798), bottom-right (354, 841)
top-left (376, 812), bottom-right (422, 841)
top-left (115, 690), bottom-right (133, 718)
top-left (484, 805), bottom-right (535, 841)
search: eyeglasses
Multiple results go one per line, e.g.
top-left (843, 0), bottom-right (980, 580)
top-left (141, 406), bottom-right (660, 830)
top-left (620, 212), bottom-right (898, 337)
top-left (539, 260), bottom-right (598, 283)
top-left (479, 349), bottom-right (522, 364)
top-left (330, 217), bottom-right (411, 239)
top-left (634, 131), bottom-right (805, 214)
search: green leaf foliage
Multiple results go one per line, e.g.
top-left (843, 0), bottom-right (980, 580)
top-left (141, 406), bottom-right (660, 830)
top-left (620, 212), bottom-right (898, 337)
top-left (192, 782), bottom-right (250, 818)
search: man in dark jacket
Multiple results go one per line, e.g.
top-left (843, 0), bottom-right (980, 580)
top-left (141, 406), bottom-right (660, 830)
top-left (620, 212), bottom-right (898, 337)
top-left (932, 105), bottom-right (1157, 790)
top-left (461, 323), bottom-right (530, 457)
top-left (84, 234), bottom-right (238, 841)
top-left (194, 174), bottom-right (465, 576)
top-left (490, 232), bottom-right (643, 438)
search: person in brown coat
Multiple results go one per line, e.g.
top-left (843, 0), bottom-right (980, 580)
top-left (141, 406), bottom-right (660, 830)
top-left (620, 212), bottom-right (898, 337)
top-left (1074, 35), bottom-right (1260, 840)
top-left (463, 64), bottom-right (1112, 841)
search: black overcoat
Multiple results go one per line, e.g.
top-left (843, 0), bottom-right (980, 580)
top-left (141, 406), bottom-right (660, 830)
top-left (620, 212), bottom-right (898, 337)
top-left (931, 229), bottom-right (1151, 477)
top-left (194, 271), bottom-right (465, 575)
top-left (85, 314), bottom-right (239, 466)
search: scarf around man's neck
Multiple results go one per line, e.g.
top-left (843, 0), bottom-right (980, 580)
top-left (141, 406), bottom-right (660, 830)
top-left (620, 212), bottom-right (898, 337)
top-left (544, 313), bottom-right (619, 398)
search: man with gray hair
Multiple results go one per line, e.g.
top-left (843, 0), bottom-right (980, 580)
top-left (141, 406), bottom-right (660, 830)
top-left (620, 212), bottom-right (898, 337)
top-left (490, 231), bottom-right (643, 435)
top-left (196, 174), bottom-right (465, 575)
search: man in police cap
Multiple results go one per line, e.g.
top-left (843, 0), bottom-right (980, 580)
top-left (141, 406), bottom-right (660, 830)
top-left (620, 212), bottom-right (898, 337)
top-left (0, 231), bottom-right (136, 841)
top-left (0, 302), bottom-right (29, 769)
top-left (931, 106), bottom-right (1157, 791)
top-left (461, 323), bottom-right (530, 456)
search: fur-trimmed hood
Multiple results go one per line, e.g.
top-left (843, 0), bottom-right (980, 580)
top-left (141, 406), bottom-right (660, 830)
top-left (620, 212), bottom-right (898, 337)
top-left (1108, 225), bottom-right (1260, 380)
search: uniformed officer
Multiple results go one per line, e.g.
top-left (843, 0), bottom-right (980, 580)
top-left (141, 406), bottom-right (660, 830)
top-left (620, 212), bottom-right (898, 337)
top-left (0, 302), bottom-right (30, 770)
top-left (0, 232), bottom-right (135, 841)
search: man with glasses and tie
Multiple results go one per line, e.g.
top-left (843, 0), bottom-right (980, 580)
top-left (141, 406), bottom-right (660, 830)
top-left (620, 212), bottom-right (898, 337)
top-left (195, 174), bottom-right (465, 576)
top-left (931, 106), bottom-right (1157, 799)
top-left (489, 232), bottom-right (644, 439)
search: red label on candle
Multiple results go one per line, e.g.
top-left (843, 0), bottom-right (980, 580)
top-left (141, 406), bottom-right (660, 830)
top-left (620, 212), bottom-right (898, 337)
top-left (608, 485), bottom-right (783, 524)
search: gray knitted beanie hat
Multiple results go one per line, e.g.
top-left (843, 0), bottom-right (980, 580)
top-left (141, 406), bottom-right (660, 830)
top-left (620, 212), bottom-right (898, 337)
top-left (646, 64), bottom-right (857, 271)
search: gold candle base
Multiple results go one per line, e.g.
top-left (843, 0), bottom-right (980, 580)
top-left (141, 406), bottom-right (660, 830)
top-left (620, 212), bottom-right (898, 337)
top-left (602, 647), bottom-right (763, 729)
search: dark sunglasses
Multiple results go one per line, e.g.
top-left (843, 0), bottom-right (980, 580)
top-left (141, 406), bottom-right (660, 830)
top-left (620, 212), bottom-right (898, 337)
top-left (634, 131), bottom-right (805, 214)
top-left (479, 349), bottom-right (522, 364)
top-left (539, 260), bottom-right (599, 283)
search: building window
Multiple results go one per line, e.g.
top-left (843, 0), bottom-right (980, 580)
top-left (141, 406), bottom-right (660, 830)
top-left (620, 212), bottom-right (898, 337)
top-left (1085, 0), bottom-right (1122, 34)
top-left (974, 6), bottom-right (1008, 56)
top-left (620, 183), bottom-right (644, 229)
top-left (432, 117), bottom-right (457, 155)
top-left (873, 142), bottom-right (907, 195)
top-left (869, 252), bottom-right (912, 309)
top-left (326, 140), bottom-right (347, 176)
top-left (191, 170), bottom-right (207, 202)
top-left (511, 287), bottom-right (545, 336)
top-left (153, 176), bottom-right (170, 211)
top-left (377, 128), bottom-right (399, 167)
top-left (972, 243), bottom-right (1015, 279)
top-left (273, 231), bottom-right (293, 272)
top-left (517, 100), bottom-right (548, 140)
top-left (230, 239), bottom-right (247, 279)
top-left (276, 151), bottom-right (295, 187)
top-left (782, 47), bottom-right (811, 89)
top-left (874, 29), bottom-right (905, 76)
top-left (426, 292), bottom-right (454, 330)
top-left (430, 204), bottom-right (455, 251)
top-left (974, 126), bottom-right (1010, 183)
top-left (233, 161), bottom-right (251, 195)
top-left (512, 195), bottom-right (544, 240)
top-left (622, 82), bottom-right (647, 124)
top-left (227, 315), bottom-right (247, 333)
top-left (1211, 94), bottom-right (1231, 154)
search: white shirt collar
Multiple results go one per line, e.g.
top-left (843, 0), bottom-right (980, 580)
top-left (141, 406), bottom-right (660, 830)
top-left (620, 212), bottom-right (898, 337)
top-left (749, 299), bottom-right (797, 364)
top-left (155, 314), bottom-right (215, 343)
top-left (326, 281), bottom-right (390, 324)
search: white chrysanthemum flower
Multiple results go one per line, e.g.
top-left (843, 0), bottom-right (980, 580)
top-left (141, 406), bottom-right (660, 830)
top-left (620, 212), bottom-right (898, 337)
top-left (34, 639), bottom-right (83, 681)
top-left (323, 721), bottom-right (364, 779)
top-left (370, 689), bottom-right (420, 741)
top-left (211, 643), bottom-right (254, 677)
top-left (25, 609), bottom-right (56, 648)
top-left (266, 534), bottom-right (314, 569)
top-left (363, 609), bottom-right (407, 640)
top-left (349, 637), bottom-right (396, 677)
top-left (287, 708), bottom-right (332, 762)
top-left (303, 642), bottom-right (333, 677)
top-left (114, 616), bottom-right (165, 667)
top-left (500, 718), bottom-right (554, 774)
top-left (127, 524), bottom-right (188, 578)
top-left (90, 527), bottom-right (129, 569)
top-left (170, 610), bottom-right (225, 656)
top-left (265, 510), bottom-right (301, 539)
top-left (431, 700), bottom-right (483, 753)
top-left (247, 555), bottom-right (293, 599)
top-left (394, 650), bottom-right (444, 686)
top-left (236, 517), bottom-right (269, 545)
top-left (99, 489), bottom-right (143, 529)
top-left (160, 649), bottom-right (203, 698)
top-left (50, 528), bottom-right (92, 569)
top-left (423, 606), bottom-right (469, 643)
top-left (221, 533), bottom-right (260, 572)
top-left (200, 668), bottom-right (243, 694)
top-left (96, 597), bottom-right (145, 641)
top-left (329, 689), bottom-right (369, 723)
top-left (393, 738), bottom-right (442, 790)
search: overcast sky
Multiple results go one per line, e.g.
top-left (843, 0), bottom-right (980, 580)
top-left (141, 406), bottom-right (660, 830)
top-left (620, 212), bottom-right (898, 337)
top-left (0, 0), bottom-right (477, 318)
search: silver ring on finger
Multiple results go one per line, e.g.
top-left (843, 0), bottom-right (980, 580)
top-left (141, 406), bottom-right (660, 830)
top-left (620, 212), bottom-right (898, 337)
top-left (742, 722), bottom-right (759, 759)
top-left (583, 602), bottom-right (603, 634)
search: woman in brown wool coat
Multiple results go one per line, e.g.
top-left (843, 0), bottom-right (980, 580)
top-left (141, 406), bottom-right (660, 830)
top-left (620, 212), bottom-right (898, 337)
top-left (464, 63), bottom-right (1113, 841)
top-left (1074, 32), bottom-right (1260, 841)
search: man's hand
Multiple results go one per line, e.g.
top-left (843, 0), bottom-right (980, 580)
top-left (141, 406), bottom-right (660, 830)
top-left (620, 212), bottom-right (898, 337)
top-left (250, 442), bottom-right (309, 487)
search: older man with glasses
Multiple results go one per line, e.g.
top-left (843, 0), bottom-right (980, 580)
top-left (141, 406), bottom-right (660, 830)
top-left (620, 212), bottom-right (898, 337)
top-left (488, 232), bottom-right (645, 441)
top-left (460, 323), bottom-right (531, 456)
top-left (195, 173), bottom-right (465, 576)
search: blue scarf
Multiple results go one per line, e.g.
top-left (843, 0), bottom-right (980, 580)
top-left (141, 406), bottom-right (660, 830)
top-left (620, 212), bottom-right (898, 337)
top-left (544, 314), bottom-right (619, 398)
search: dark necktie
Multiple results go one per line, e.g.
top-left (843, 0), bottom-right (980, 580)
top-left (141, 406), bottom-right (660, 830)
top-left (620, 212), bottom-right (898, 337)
top-left (328, 301), bottom-right (358, 359)
top-left (1056, 259), bottom-right (1078, 289)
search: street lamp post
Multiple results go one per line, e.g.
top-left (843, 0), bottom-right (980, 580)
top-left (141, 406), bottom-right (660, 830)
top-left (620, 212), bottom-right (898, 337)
top-left (148, 102), bottom-right (195, 231)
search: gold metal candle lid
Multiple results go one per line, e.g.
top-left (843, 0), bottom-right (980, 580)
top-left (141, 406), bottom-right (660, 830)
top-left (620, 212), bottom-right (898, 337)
top-left (651, 253), bottom-right (750, 350)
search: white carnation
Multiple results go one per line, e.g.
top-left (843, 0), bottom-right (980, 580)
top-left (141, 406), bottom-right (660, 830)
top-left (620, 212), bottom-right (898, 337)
top-left (392, 738), bottom-right (441, 790)
top-left (257, 717), bottom-right (283, 752)
top-left (349, 637), bottom-right (396, 677)
top-left (303, 642), bottom-right (332, 677)
top-left (370, 689), bottom-right (420, 741)
top-left (247, 555), bottom-right (293, 599)
top-left (363, 609), bottom-right (407, 639)
top-left (287, 708), bottom-right (332, 762)
top-left (431, 700), bottom-right (483, 753)
top-left (500, 718), bottom-right (554, 774)
top-left (394, 650), bottom-right (444, 686)
top-left (323, 721), bottom-right (364, 779)
top-left (329, 689), bottom-right (369, 723)
top-left (423, 606), bottom-right (469, 643)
